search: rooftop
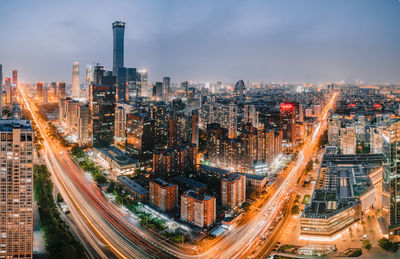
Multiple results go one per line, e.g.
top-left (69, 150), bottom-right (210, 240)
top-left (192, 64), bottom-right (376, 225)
top-left (172, 175), bottom-right (207, 190)
top-left (183, 190), bottom-right (214, 202)
top-left (152, 178), bottom-right (176, 188)
top-left (117, 176), bottom-right (149, 195)
top-left (302, 164), bottom-right (371, 219)
top-left (0, 119), bottom-right (32, 131)
top-left (95, 146), bottom-right (138, 166)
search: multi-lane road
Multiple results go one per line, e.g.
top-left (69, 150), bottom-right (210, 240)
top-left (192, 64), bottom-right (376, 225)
top-left (21, 84), bottom-right (337, 259)
top-left (20, 87), bottom-right (174, 259)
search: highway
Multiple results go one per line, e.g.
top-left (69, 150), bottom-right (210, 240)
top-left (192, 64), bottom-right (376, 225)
top-left (20, 83), bottom-right (337, 259)
top-left (19, 87), bottom-right (174, 259)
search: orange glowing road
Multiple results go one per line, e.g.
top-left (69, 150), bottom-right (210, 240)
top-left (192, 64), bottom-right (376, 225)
top-left (191, 91), bottom-right (338, 259)
top-left (19, 87), bottom-right (174, 259)
top-left (20, 83), bottom-right (338, 259)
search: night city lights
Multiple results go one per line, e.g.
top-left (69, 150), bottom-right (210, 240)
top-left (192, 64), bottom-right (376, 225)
top-left (0, 1), bottom-right (400, 259)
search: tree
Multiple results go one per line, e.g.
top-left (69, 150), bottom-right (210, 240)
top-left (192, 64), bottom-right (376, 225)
top-left (305, 160), bottom-right (313, 173)
top-left (291, 205), bottom-right (300, 215)
top-left (378, 238), bottom-right (399, 252)
top-left (363, 240), bottom-right (372, 250)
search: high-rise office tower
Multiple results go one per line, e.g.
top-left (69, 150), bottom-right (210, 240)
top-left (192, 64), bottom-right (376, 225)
top-left (153, 103), bottom-right (169, 147)
top-left (114, 103), bottom-right (133, 148)
top-left (12, 69), bottom-right (17, 86)
top-left (72, 62), bottom-right (80, 98)
top-left (280, 102), bottom-right (296, 148)
top-left (182, 81), bottom-right (188, 98)
top-left (37, 82), bottom-right (44, 100)
top-left (93, 64), bottom-right (105, 85)
top-left (126, 68), bottom-right (137, 102)
top-left (152, 82), bottom-right (163, 101)
top-left (234, 80), bottom-right (245, 104)
top-left (0, 119), bottom-right (34, 258)
top-left (125, 113), bottom-right (154, 160)
top-left (0, 65), bottom-right (2, 117)
top-left (382, 120), bottom-right (400, 234)
top-left (76, 104), bottom-right (90, 146)
top-left (138, 70), bottom-right (148, 97)
top-left (89, 72), bottom-right (116, 147)
top-left (57, 82), bottom-right (66, 100)
top-left (0, 64), bottom-right (2, 86)
top-left (117, 67), bottom-right (127, 102)
top-left (112, 21), bottom-right (125, 76)
top-left (85, 64), bottom-right (94, 99)
top-left (162, 77), bottom-right (170, 97)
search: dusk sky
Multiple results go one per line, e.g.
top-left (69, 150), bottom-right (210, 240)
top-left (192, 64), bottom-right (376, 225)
top-left (1, 0), bottom-right (399, 84)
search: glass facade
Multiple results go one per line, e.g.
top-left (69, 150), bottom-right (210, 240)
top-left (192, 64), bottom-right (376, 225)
top-left (112, 21), bottom-right (125, 76)
top-left (382, 121), bottom-right (400, 234)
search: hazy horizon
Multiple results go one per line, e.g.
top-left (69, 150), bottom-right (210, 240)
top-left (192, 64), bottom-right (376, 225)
top-left (1, 0), bottom-right (399, 84)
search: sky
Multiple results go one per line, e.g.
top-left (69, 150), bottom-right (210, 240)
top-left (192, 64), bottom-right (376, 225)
top-left (0, 0), bottom-right (400, 84)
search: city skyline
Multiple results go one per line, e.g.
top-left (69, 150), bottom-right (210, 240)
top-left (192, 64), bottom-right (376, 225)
top-left (1, 0), bottom-right (400, 84)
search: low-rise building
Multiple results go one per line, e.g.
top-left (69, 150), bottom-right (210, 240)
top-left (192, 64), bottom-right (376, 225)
top-left (94, 146), bottom-right (139, 175)
top-left (300, 154), bottom-right (382, 239)
top-left (117, 176), bottom-right (148, 203)
top-left (244, 173), bottom-right (267, 192)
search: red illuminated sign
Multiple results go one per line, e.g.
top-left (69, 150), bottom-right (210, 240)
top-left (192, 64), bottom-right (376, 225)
top-left (348, 103), bottom-right (356, 108)
top-left (280, 103), bottom-right (294, 110)
top-left (373, 103), bottom-right (382, 109)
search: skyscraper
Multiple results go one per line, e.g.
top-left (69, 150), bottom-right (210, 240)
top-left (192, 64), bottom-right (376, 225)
top-left (0, 64), bottom-right (2, 87)
top-left (37, 82), bottom-right (44, 100)
top-left (382, 120), bottom-right (400, 234)
top-left (12, 69), bottom-right (17, 86)
top-left (117, 67), bottom-right (127, 102)
top-left (89, 71), bottom-right (116, 147)
top-left (138, 70), bottom-right (149, 97)
top-left (0, 65), bottom-right (2, 117)
top-left (72, 62), bottom-right (80, 98)
top-left (126, 68), bottom-right (138, 102)
top-left (57, 82), bottom-right (66, 100)
top-left (85, 64), bottom-right (94, 99)
top-left (234, 80), bottom-right (245, 104)
top-left (162, 77), bottom-right (170, 97)
top-left (0, 119), bottom-right (34, 258)
top-left (280, 102), bottom-right (296, 149)
top-left (112, 21), bottom-right (125, 76)
top-left (152, 82), bottom-right (163, 101)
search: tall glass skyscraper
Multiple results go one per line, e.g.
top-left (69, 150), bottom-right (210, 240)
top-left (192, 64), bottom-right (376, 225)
top-left (382, 119), bottom-right (400, 235)
top-left (72, 62), bottom-right (80, 98)
top-left (112, 21), bottom-right (125, 76)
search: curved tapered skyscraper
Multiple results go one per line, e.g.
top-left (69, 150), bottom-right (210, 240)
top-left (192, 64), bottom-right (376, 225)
top-left (72, 62), bottom-right (80, 98)
top-left (112, 21), bottom-right (125, 76)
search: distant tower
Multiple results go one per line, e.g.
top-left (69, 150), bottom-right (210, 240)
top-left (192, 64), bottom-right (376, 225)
top-left (234, 80), bottom-right (245, 104)
top-left (72, 62), bottom-right (80, 98)
top-left (112, 21), bottom-right (125, 76)
top-left (0, 64), bottom-right (2, 117)
top-left (85, 64), bottom-right (94, 99)
top-left (162, 77), bottom-right (170, 97)
top-left (12, 69), bottom-right (17, 86)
